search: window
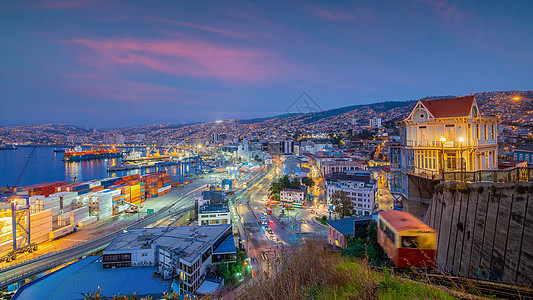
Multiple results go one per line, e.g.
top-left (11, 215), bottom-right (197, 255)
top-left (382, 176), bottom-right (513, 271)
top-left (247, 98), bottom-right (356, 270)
top-left (401, 236), bottom-right (418, 248)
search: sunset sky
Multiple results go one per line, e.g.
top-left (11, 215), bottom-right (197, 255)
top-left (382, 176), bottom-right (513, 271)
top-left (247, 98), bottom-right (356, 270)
top-left (1, 0), bottom-right (532, 127)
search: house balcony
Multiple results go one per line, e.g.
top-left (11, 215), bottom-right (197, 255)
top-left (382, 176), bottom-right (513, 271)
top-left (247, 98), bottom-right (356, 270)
top-left (406, 166), bottom-right (441, 180)
top-left (405, 139), bottom-right (497, 148)
top-left (443, 167), bottom-right (533, 183)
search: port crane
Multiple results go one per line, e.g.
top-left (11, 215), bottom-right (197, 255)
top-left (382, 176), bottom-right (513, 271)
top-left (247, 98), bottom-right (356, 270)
top-left (0, 146), bottom-right (38, 262)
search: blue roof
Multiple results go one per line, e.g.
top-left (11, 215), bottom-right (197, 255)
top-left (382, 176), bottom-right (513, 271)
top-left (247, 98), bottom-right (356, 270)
top-left (14, 256), bottom-right (170, 300)
top-left (213, 234), bottom-right (236, 254)
top-left (327, 217), bottom-right (355, 235)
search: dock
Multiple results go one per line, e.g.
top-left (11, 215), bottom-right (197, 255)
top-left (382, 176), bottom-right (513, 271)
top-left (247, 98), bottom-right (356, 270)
top-left (107, 163), bottom-right (155, 172)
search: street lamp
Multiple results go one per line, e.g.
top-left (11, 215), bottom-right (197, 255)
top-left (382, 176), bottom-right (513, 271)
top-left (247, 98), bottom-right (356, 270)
top-left (439, 136), bottom-right (446, 176)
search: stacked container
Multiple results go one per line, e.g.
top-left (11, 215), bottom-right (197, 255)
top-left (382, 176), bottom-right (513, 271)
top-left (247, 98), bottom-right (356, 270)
top-left (87, 189), bottom-right (115, 218)
top-left (77, 216), bottom-right (97, 227)
top-left (49, 225), bottom-right (74, 240)
top-left (57, 211), bottom-right (70, 226)
top-left (49, 191), bottom-right (79, 215)
top-left (141, 172), bottom-right (171, 198)
top-left (57, 182), bottom-right (91, 195)
top-left (19, 181), bottom-right (67, 197)
top-left (70, 206), bottom-right (89, 226)
top-left (28, 209), bottom-right (53, 244)
top-left (112, 192), bottom-right (125, 215)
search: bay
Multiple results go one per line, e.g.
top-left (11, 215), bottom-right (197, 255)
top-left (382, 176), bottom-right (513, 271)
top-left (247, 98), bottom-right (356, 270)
top-left (0, 146), bottom-right (153, 187)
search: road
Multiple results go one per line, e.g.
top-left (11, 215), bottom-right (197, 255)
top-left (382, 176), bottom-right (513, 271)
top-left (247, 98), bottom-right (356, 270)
top-left (0, 173), bottom-right (218, 289)
top-left (232, 163), bottom-right (327, 273)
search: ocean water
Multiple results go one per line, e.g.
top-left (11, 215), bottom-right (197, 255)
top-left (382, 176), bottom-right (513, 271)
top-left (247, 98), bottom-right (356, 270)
top-left (0, 146), bottom-right (152, 187)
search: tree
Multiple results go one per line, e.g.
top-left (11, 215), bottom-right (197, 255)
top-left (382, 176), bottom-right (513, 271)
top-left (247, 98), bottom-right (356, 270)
top-left (289, 178), bottom-right (301, 189)
top-left (280, 175), bottom-right (291, 189)
top-left (301, 177), bottom-right (315, 188)
top-left (329, 190), bottom-right (353, 219)
top-left (269, 181), bottom-right (281, 194)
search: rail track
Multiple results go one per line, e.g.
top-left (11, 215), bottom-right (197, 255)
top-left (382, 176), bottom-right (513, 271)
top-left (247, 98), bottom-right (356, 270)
top-left (391, 268), bottom-right (533, 299)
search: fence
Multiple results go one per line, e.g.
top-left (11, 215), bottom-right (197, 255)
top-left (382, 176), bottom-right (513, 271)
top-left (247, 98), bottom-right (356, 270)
top-left (443, 167), bottom-right (533, 183)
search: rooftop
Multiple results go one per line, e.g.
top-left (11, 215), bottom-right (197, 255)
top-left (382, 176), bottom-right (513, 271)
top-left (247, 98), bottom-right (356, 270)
top-left (213, 234), bottom-right (236, 254)
top-left (105, 224), bottom-right (232, 263)
top-left (281, 188), bottom-right (305, 193)
top-left (419, 95), bottom-right (475, 118)
top-left (13, 256), bottom-right (170, 300)
top-left (327, 217), bottom-right (355, 235)
top-left (326, 170), bottom-right (374, 185)
top-left (379, 211), bottom-right (434, 232)
top-left (199, 202), bottom-right (230, 214)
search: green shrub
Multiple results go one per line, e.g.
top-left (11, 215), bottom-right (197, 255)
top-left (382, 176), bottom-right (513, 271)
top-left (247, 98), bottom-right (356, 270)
top-left (446, 184), bottom-right (456, 195)
top-left (491, 185), bottom-right (497, 195)
top-left (456, 183), bottom-right (470, 194)
top-left (475, 186), bottom-right (484, 194)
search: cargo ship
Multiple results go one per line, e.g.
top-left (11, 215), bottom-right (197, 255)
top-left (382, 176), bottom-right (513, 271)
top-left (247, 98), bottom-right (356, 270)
top-left (0, 144), bottom-right (17, 150)
top-left (63, 146), bottom-right (123, 162)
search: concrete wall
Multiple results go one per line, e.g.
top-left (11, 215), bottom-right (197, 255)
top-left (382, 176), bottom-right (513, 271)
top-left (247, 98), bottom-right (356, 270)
top-left (425, 182), bottom-right (532, 285)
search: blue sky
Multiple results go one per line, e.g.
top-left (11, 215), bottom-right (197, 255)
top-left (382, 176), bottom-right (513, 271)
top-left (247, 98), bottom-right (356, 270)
top-left (1, 0), bottom-right (532, 127)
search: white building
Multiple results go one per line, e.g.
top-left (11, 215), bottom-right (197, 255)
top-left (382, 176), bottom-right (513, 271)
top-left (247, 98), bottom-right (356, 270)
top-left (198, 203), bottom-right (231, 226)
top-left (370, 117), bottom-right (382, 129)
top-left (280, 188), bottom-right (305, 203)
top-left (326, 170), bottom-right (377, 216)
top-left (389, 95), bottom-right (499, 198)
top-left (281, 140), bottom-right (294, 154)
top-left (103, 225), bottom-right (235, 294)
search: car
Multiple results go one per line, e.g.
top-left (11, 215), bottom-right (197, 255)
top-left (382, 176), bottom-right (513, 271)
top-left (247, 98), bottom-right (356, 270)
top-left (265, 226), bottom-right (271, 231)
top-left (268, 235), bottom-right (276, 241)
top-left (278, 241), bottom-right (283, 246)
top-left (267, 229), bottom-right (273, 234)
top-left (301, 219), bottom-right (307, 224)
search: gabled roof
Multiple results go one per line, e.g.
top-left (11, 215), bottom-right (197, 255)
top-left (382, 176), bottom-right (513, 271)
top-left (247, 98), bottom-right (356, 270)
top-left (327, 217), bottom-right (355, 235)
top-left (379, 211), bottom-right (434, 232)
top-left (419, 95), bottom-right (475, 118)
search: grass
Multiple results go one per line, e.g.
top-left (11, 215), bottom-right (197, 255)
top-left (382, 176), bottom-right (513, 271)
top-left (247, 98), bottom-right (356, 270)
top-left (240, 240), bottom-right (458, 300)
top-left (318, 259), bottom-right (455, 300)
top-left (315, 217), bottom-right (327, 225)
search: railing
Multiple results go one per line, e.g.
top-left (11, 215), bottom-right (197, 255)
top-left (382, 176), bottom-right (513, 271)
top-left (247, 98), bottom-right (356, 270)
top-left (406, 166), bottom-right (441, 180)
top-left (443, 167), bottom-right (533, 183)
top-left (405, 139), bottom-right (497, 148)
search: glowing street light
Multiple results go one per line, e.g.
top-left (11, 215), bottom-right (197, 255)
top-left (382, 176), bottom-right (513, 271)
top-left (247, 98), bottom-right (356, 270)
top-left (458, 137), bottom-right (464, 178)
top-left (439, 136), bottom-right (446, 176)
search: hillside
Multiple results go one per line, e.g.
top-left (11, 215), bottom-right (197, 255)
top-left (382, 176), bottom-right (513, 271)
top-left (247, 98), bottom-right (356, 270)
top-left (238, 241), bottom-right (456, 300)
top-left (1, 90), bottom-right (531, 143)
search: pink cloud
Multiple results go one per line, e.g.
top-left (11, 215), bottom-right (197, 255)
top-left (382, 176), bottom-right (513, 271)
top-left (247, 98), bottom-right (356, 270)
top-left (68, 37), bottom-right (284, 81)
top-left (141, 17), bottom-right (239, 37)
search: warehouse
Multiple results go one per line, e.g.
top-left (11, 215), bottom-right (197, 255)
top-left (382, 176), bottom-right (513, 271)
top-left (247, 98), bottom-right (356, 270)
top-left (103, 224), bottom-right (235, 294)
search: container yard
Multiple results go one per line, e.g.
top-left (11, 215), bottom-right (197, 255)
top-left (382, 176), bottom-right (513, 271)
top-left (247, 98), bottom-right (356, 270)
top-left (0, 171), bottom-right (177, 262)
